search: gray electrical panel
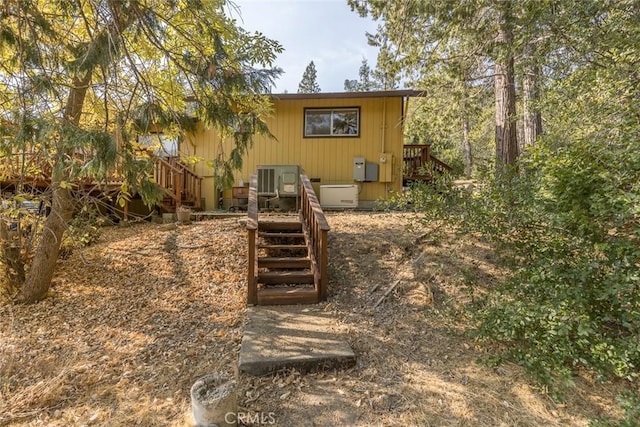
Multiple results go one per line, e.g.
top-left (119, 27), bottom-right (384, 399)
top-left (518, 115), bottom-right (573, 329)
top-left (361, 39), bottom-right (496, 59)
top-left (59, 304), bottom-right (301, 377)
top-left (365, 163), bottom-right (379, 182)
top-left (353, 157), bottom-right (365, 181)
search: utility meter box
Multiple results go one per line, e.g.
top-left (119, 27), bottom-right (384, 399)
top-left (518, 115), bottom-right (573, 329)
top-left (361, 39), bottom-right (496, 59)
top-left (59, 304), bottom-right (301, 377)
top-left (379, 152), bottom-right (393, 182)
top-left (353, 157), bottom-right (365, 181)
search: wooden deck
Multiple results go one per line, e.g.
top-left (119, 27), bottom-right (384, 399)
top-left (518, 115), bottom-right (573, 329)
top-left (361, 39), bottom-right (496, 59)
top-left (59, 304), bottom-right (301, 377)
top-left (246, 173), bottom-right (330, 305)
top-left (403, 144), bottom-right (453, 184)
top-left (0, 151), bottom-right (202, 213)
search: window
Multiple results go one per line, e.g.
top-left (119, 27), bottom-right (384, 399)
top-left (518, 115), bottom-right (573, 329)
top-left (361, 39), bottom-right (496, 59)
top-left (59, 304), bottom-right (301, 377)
top-left (304, 107), bottom-right (360, 137)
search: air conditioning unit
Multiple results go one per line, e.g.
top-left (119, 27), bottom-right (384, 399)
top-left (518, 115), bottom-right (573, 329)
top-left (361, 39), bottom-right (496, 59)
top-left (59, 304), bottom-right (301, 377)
top-left (257, 165), bottom-right (300, 197)
top-left (320, 185), bottom-right (358, 209)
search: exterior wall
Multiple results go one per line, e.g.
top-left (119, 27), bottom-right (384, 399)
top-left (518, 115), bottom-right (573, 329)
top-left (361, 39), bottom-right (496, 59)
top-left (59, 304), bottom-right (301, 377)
top-left (186, 95), bottom-right (406, 209)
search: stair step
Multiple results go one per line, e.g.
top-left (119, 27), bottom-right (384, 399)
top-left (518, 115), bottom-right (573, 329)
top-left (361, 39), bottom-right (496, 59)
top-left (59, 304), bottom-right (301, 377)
top-left (258, 271), bottom-right (314, 285)
top-left (258, 220), bottom-right (302, 232)
top-left (258, 257), bottom-right (311, 269)
top-left (256, 286), bottom-right (318, 305)
top-left (258, 244), bottom-right (307, 251)
top-left (258, 232), bottom-right (305, 239)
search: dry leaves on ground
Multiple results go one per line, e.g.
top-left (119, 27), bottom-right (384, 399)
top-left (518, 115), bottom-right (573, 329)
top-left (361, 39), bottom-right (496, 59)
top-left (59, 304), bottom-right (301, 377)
top-left (1, 219), bottom-right (247, 426)
top-left (0, 212), bottom-right (627, 426)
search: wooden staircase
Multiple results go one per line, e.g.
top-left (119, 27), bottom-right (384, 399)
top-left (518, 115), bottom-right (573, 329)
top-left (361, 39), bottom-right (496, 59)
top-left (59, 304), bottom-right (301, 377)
top-left (247, 174), bottom-right (329, 305)
top-left (154, 157), bottom-right (202, 212)
top-left (403, 144), bottom-right (453, 185)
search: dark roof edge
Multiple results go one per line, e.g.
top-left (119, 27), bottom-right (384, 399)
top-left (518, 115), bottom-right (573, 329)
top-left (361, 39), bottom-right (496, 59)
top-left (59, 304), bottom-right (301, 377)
top-left (270, 89), bottom-right (426, 100)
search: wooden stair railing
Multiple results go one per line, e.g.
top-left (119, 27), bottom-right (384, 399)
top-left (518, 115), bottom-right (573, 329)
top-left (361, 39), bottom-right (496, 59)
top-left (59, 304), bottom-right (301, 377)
top-left (403, 144), bottom-right (453, 183)
top-left (246, 173), bottom-right (330, 305)
top-left (153, 157), bottom-right (202, 210)
top-left (299, 174), bottom-right (330, 301)
top-left (247, 174), bottom-right (259, 305)
top-left (430, 154), bottom-right (453, 175)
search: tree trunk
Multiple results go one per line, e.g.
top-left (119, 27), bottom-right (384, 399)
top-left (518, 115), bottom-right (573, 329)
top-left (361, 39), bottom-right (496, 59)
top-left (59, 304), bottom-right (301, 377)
top-left (494, 58), bottom-right (518, 166)
top-left (14, 186), bottom-right (74, 303)
top-left (14, 72), bottom-right (92, 303)
top-left (494, 3), bottom-right (518, 170)
top-left (13, 3), bottom-right (134, 303)
top-left (462, 117), bottom-right (473, 178)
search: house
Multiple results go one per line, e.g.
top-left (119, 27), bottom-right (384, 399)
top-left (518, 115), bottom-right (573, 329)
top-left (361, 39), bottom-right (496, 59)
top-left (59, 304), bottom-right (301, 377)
top-left (0, 90), bottom-right (449, 218)
top-left (182, 89), bottom-right (449, 211)
top-left (0, 90), bottom-right (450, 305)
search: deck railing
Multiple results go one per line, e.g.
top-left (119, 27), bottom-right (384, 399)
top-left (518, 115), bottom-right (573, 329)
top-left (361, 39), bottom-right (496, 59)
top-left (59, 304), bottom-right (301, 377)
top-left (246, 174), bottom-right (259, 305)
top-left (1, 149), bottom-right (202, 209)
top-left (299, 174), bottom-right (330, 300)
top-left (403, 144), bottom-right (452, 182)
top-left (245, 173), bottom-right (329, 304)
top-left (403, 144), bottom-right (431, 178)
top-left (153, 157), bottom-right (202, 209)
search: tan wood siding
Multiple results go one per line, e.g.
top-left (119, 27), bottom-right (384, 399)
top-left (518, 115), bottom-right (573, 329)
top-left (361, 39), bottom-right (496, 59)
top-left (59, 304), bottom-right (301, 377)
top-left (189, 95), bottom-right (405, 209)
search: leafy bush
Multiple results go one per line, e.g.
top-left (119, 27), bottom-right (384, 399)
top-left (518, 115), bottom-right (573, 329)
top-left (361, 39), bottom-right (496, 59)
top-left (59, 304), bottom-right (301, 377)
top-left (60, 206), bottom-right (105, 258)
top-left (388, 137), bottom-right (640, 394)
top-left (590, 391), bottom-right (640, 427)
top-left (0, 198), bottom-right (45, 298)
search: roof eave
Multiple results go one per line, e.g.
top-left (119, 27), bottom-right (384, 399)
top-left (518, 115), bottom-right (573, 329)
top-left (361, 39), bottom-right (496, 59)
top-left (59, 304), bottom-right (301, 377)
top-left (269, 89), bottom-right (426, 100)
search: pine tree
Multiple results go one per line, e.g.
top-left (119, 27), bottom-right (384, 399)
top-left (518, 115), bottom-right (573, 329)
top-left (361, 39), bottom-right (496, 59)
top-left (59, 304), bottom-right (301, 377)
top-left (298, 61), bottom-right (321, 93)
top-left (344, 59), bottom-right (395, 92)
top-left (350, 0), bottom-right (519, 167)
top-left (344, 79), bottom-right (358, 91)
top-left (0, 0), bottom-right (282, 303)
top-left (356, 59), bottom-right (375, 91)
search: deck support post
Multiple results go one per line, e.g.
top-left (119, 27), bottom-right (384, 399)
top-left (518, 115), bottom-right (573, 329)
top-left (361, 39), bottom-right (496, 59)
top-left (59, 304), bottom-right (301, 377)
top-left (246, 174), bottom-right (259, 305)
top-left (247, 228), bottom-right (257, 305)
top-left (319, 229), bottom-right (328, 301)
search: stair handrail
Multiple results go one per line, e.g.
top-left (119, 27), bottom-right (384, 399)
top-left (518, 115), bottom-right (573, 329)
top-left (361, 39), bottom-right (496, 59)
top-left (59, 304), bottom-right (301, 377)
top-left (154, 158), bottom-right (182, 204)
top-left (299, 174), bottom-right (330, 301)
top-left (172, 159), bottom-right (203, 209)
top-left (153, 157), bottom-right (203, 209)
top-left (246, 173), bottom-right (259, 304)
top-left (430, 154), bottom-right (453, 174)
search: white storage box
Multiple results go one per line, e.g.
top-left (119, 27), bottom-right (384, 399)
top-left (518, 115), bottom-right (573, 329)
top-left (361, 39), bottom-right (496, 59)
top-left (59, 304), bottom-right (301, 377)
top-left (320, 185), bottom-right (358, 209)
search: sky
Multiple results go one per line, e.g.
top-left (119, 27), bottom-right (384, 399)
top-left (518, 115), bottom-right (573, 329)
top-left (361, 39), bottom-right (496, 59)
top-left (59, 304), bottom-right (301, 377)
top-left (231, 0), bottom-right (380, 93)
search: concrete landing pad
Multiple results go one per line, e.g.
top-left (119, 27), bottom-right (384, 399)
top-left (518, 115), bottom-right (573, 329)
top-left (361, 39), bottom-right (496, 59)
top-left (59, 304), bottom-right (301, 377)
top-left (239, 306), bottom-right (356, 376)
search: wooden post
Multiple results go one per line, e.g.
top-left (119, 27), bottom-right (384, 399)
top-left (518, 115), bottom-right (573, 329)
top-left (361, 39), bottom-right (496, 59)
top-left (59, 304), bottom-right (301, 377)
top-left (176, 171), bottom-right (183, 209)
top-left (319, 229), bottom-right (328, 301)
top-left (247, 229), bottom-right (256, 305)
top-left (246, 174), bottom-right (258, 305)
top-left (196, 179), bottom-right (201, 209)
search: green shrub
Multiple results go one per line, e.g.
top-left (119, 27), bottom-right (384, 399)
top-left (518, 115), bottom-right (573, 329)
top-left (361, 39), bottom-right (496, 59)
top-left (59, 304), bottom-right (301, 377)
top-left (590, 391), bottom-right (640, 427)
top-left (391, 138), bottom-right (640, 394)
top-left (60, 206), bottom-right (104, 258)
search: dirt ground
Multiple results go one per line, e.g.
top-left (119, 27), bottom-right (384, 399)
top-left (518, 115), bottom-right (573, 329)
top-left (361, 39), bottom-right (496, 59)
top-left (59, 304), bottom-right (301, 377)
top-left (0, 212), bottom-right (627, 426)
